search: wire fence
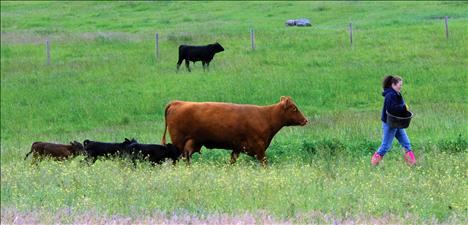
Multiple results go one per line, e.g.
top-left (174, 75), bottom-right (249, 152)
top-left (39, 17), bottom-right (452, 66)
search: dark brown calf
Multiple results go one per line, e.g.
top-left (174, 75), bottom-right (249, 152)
top-left (24, 141), bottom-right (84, 163)
top-left (161, 96), bottom-right (308, 166)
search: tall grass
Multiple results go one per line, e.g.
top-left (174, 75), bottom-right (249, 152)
top-left (2, 152), bottom-right (467, 223)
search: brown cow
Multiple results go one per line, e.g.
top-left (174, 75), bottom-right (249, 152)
top-left (161, 96), bottom-right (308, 166)
top-left (24, 141), bottom-right (85, 163)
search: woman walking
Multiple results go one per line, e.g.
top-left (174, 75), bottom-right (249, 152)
top-left (371, 75), bottom-right (416, 166)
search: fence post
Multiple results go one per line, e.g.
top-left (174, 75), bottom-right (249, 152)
top-left (444, 16), bottom-right (449, 39)
top-left (349, 23), bottom-right (353, 46)
top-left (155, 32), bottom-right (160, 60)
top-left (46, 39), bottom-right (50, 65)
top-left (250, 28), bottom-right (255, 50)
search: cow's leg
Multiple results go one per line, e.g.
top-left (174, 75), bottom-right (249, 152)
top-left (177, 58), bottom-right (183, 72)
top-left (202, 61), bottom-right (206, 71)
top-left (131, 156), bottom-right (137, 168)
top-left (230, 150), bottom-right (240, 164)
top-left (254, 150), bottom-right (267, 167)
top-left (183, 139), bottom-right (197, 165)
top-left (185, 60), bottom-right (191, 72)
top-left (31, 153), bottom-right (39, 165)
top-left (190, 146), bottom-right (201, 157)
top-left (84, 155), bottom-right (97, 165)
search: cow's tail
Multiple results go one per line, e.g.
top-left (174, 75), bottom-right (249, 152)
top-left (161, 102), bottom-right (172, 145)
top-left (24, 145), bottom-right (35, 160)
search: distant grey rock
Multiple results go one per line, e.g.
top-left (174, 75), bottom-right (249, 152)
top-left (285, 18), bottom-right (311, 27)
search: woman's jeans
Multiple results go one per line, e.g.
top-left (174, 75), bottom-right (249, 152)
top-left (377, 122), bottom-right (411, 156)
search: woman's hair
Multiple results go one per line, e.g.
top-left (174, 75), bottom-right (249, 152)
top-left (382, 75), bottom-right (402, 89)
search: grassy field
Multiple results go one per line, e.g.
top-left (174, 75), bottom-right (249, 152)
top-left (1, 1), bottom-right (467, 224)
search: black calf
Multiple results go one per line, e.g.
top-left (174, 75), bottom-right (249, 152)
top-left (127, 143), bottom-right (182, 166)
top-left (176, 42), bottom-right (224, 72)
top-left (83, 138), bottom-right (138, 164)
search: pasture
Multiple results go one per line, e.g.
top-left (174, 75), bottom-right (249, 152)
top-left (1, 1), bottom-right (467, 224)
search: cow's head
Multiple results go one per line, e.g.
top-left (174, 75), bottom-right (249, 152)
top-left (211, 42), bottom-right (224, 53)
top-left (279, 96), bottom-right (308, 126)
top-left (122, 138), bottom-right (138, 148)
top-left (70, 141), bottom-right (85, 155)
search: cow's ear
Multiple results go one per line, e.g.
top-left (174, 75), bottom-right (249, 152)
top-left (125, 138), bottom-right (130, 142)
top-left (70, 142), bottom-right (74, 145)
top-left (280, 96), bottom-right (291, 110)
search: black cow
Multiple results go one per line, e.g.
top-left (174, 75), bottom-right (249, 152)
top-left (176, 42), bottom-right (224, 72)
top-left (83, 138), bottom-right (138, 164)
top-left (126, 143), bottom-right (182, 166)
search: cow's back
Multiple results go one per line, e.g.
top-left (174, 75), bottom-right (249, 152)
top-left (31, 142), bottom-right (47, 151)
top-left (84, 141), bottom-right (120, 156)
top-left (43, 143), bottom-right (71, 157)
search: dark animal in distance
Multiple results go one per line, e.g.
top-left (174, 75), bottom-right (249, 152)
top-left (83, 138), bottom-right (138, 164)
top-left (24, 141), bottom-right (85, 163)
top-left (126, 143), bottom-right (182, 166)
top-left (176, 42), bottom-right (224, 72)
top-left (161, 96), bottom-right (308, 166)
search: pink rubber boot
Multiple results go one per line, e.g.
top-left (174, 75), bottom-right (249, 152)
top-left (371, 152), bottom-right (383, 166)
top-left (404, 151), bottom-right (416, 166)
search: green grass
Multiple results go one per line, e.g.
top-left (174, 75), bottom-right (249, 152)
top-left (1, 1), bottom-right (467, 223)
top-left (1, 153), bottom-right (467, 223)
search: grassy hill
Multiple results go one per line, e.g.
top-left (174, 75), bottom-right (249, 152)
top-left (1, 1), bottom-right (467, 223)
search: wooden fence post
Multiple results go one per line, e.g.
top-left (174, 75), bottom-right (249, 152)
top-left (250, 28), bottom-right (255, 50)
top-left (155, 32), bottom-right (160, 60)
top-left (444, 16), bottom-right (449, 39)
top-left (46, 39), bottom-right (50, 65)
